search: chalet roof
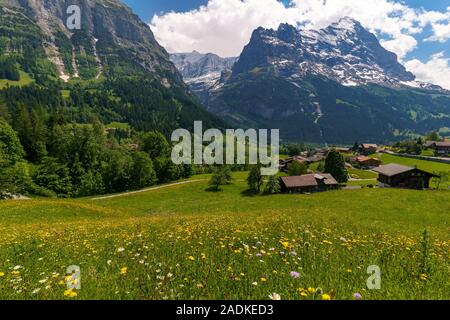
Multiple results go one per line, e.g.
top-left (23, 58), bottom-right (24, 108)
top-left (360, 144), bottom-right (378, 149)
top-left (435, 141), bottom-right (450, 147)
top-left (280, 174), bottom-right (338, 188)
top-left (354, 156), bottom-right (380, 164)
top-left (373, 164), bottom-right (414, 176)
top-left (424, 141), bottom-right (450, 147)
top-left (373, 163), bottom-right (438, 177)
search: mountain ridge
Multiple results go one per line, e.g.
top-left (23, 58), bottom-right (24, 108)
top-left (173, 18), bottom-right (450, 143)
top-left (0, 0), bottom-right (184, 87)
top-left (0, 0), bottom-right (226, 133)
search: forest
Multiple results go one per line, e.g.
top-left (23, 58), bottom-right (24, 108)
top-left (0, 75), bottom-right (225, 198)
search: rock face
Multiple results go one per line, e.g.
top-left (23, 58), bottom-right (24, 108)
top-left (0, 0), bottom-right (183, 87)
top-left (170, 51), bottom-right (237, 103)
top-left (232, 17), bottom-right (434, 89)
top-left (194, 18), bottom-right (450, 143)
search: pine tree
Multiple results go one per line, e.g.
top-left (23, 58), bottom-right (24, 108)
top-left (287, 161), bottom-right (308, 176)
top-left (209, 166), bottom-right (233, 191)
top-left (247, 164), bottom-right (263, 192)
top-left (324, 149), bottom-right (348, 183)
top-left (264, 175), bottom-right (281, 194)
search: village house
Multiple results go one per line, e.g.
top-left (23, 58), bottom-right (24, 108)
top-left (352, 156), bottom-right (381, 169)
top-left (424, 141), bottom-right (450, 156)
top-left (279, 152), bottom-right (327, 172)
top-left (373, 163), bottom-right (438, 189)
top-left (358, 144), bottom-right (378, 155)
top-left (335, 147), bottom-right (352, 153)
top-left (279, 156), bottom-right (307, 171)
top-left (280, 174), bottom-right (339, 194)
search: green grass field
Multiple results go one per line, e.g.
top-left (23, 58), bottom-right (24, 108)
top-left (0, 71), bottom-right (33, 89)
top-left (0, 173), bottom-right (449, 300)
top-left (376, 153), bottom-right (450, 173)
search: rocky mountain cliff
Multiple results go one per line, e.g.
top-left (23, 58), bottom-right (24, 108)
top-left (170, 51), bottom-right (236, 102)
top-left (0, 0), bottom-right (183, 87)
top-left (232, 18), bottom-right (419, 88)
top-left (0, 0), bottom-right (225, 132)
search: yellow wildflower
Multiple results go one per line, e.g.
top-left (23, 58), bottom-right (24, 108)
top-left (120, 267), bottom-right (128, 275)
top-left (308, 287), bottom-right (316, 294)
top-left (322, 294), bottom-right (332, 300)
top-left (64, 289), bottom-right (78, 298)
top-left (280, 241), bottom-right (290, 249)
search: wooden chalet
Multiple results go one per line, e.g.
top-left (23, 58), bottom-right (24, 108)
top-left (373, 163), bottom-right (439, 189)
top-left (352, 156), bottom-right (381, 168)
top-left (280, 174), bottom-right (339, 194)
top-left (424, 141), bottom-right (450, 156)
top-left (358, 144), bottom-right (378, 155)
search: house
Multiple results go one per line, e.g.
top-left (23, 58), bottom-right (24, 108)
top-left (424, 141), bottom-right (450, 156)
top-left (358, 144), bottom-right (378, 155)
top-left (335, 147), bottom-right (352, 153)
top-left (279, 156), bottom-right (308, 171)
top-left (280, 174), bottom-right (339, 194)
top-left (352, 156), bottom-right (381, 169)
top-left (373, 163), bottom-right (439, 189)
top-left (280, 153), bottom-right (326, 172)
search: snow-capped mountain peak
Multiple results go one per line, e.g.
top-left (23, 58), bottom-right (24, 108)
top-left (231, 18), bottom-right (425, 89)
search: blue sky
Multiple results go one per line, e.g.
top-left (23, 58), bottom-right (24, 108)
top-left (122, 0), bottom-right (450, 89)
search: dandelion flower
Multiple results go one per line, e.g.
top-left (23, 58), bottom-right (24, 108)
top-left (419, 274), bottom-right (428, 281)
top-left (120, 267), bottom-right (128, 275)
top-left (187, 256), bottom-right (195, 261)
top-left (321, 294), bottom-right (331, 300)
top-left (308, 287), bottom-right (316, 294)
top-left (0, 272), bottom-right (5, 277)
top-left (64, 289), bottom-right (78, 298)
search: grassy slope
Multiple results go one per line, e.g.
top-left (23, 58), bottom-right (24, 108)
top-left (0, 71), bottom-right (33, 89)
top-left (0, 174), bottom-right (449, 300)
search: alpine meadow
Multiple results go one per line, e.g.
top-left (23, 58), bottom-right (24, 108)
top-left (0, 0), bottom-right (449, 304)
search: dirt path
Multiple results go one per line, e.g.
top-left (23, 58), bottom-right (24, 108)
top-left (91, 180), bottom-right (204, 201)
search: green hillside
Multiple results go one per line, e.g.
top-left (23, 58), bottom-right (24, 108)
top-left (0, 173), bottom-right (449, 300)
top-left (210, 75), bottom-right (450, 143)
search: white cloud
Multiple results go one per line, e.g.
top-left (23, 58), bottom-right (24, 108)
top-left (405, 53), bottom-right (450, 90)
top-left (150, 0), bottom-right (301, 57)
top-left (426, 22), bottom-right (450, 43)
top-left (380, 35), bottom-right (417, 61)
top-left (150, 0), bottom-right (445, 58)
top-left (149, 0), bottom-right (450, 88)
